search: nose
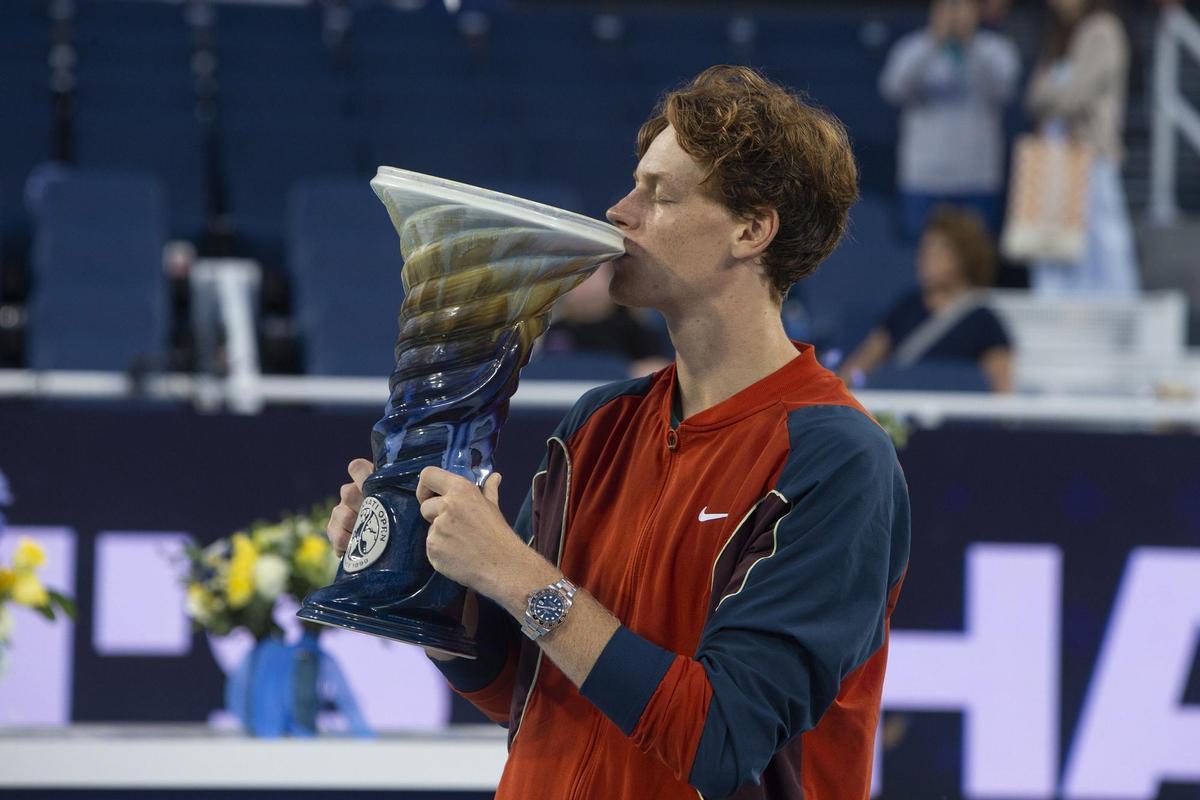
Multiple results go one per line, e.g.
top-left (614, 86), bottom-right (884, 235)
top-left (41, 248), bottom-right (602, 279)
top-left (606, 191), bottom-right (636, 231)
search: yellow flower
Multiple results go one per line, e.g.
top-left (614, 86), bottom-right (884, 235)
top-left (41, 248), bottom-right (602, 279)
top-left (12, 573), bottom-right (48, 608)
top-left (295, 535), bottom-right (335, 585)
top-left (12, 538), bottom-right (46, 572)
top-left (231, 533), bottom-right (258, 560)
top-left (295, 536), bottom-right (328, 569)
top-left (226, 572), bottom-right (253, 609)
top-left (0, 568), bottom-right (14, 597)
top-left (226, 534), bottom-right (258, 609)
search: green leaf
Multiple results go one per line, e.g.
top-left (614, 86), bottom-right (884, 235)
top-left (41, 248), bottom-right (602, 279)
top-left (48, 591), bottom-right (76, 620)
top-left (33, 603), bottom-right (56, 621)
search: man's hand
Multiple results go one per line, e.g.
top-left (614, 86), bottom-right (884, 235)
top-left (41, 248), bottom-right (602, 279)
top-left (417, 466), bottom-right (531, 599)
top-left (417, 467), bottom-right (617, 688)
top-left (327, 458), bottom-right (373, 557)
top-left (325, 458), bottom-right (485, 663)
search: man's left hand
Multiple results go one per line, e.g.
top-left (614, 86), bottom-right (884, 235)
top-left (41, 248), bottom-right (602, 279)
top-left (417, 466), bottom-right (527, 598)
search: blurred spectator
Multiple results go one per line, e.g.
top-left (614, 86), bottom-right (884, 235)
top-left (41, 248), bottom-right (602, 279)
top-left (838, 206), bottom-right (1014, 392)
top-left (540, 263), bottom-right (670, 378)
top-left (880, 0), bottom-right (1021, 240)
top-left (981, 0), bottom-right (1014, 26)
top-left (1024, 0), bottom-right (1139, 296)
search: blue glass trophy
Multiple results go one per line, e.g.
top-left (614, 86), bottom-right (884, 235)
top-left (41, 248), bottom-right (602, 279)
top-left (297, 168), bottom-right (625, 658)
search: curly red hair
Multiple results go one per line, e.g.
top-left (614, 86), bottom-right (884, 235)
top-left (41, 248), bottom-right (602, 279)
top-left (637, 65), bottom-right (859, 300)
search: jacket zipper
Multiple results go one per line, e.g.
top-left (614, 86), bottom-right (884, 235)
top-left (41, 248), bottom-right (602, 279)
top-left (568, 429), bottom-right (677, 800)
top-left (619, 425), bottom-right (679, 611)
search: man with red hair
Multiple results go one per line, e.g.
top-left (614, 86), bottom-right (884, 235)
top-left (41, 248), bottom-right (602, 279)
top-left (330, 66), bottom-right (910, 799)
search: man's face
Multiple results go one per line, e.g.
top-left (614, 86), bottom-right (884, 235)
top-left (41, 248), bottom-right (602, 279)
top-left (605, 125), bottom-right (743, 313)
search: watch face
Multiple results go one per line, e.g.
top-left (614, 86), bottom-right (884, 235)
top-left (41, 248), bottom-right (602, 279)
top-left (531, 589), bottom-right (566, 625)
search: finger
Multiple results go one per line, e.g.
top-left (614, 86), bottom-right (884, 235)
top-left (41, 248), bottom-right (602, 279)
top-left (426, 517), bottom-right (456, 563)
top-left (415, 473), bottom-right (437, 504)
top-left (339, 482), bottom-right (363, 513)
top-left (482, 472), bottom-right (502, 506)
top-left (419, 496), bottom-right (449, 523)
top-left (348, 458), bottom-right (373, 489)
top-left (416, 466), bottom-right (465, 502)
top-left (327, 504), bottom-right (357, 556)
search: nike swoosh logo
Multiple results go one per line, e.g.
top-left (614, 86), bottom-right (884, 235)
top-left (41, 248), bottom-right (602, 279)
top-left (698, 507), bottom-right (729, 523)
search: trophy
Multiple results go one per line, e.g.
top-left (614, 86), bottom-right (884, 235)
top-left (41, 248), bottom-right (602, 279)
top-left (297, 167), bottom-right (625, 658)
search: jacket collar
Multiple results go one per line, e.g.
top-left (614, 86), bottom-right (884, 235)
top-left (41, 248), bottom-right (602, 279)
top-left (657, 341), bottom-right (829, 432)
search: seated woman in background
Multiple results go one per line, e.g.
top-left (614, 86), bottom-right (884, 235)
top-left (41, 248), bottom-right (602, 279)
top-left (839, 206), bottom-right (1014, 392)
top-left (540, 262), bottom-right (671, 378)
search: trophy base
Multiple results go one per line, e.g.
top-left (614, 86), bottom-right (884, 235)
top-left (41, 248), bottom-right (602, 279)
top-left (297, 599), bottom-right (479, 660)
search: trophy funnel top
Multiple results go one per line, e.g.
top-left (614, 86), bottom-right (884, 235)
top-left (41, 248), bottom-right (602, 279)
top-left (370, 166), bottom-right (626, 257)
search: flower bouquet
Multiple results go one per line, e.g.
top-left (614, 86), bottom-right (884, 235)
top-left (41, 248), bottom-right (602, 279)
top-left (183, 503), bottom-right (368, 737)
top-left (183, 504), bottom-right (338, 640)
top-left (0, 537), bottom-right (76, 675)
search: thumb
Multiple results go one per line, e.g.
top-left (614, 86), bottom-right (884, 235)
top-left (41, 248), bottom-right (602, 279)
top-left (482, 472), bottom-right (503, 506)
top-left (348, 458), bottom-right (374, 490)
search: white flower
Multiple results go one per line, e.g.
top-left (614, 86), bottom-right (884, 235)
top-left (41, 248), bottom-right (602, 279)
top-left (253, 555), bottom-right (289, 600)
top-left (186, 584), bottom-right (213, 626)
top-left (252, 524), bottom-right (288, 550)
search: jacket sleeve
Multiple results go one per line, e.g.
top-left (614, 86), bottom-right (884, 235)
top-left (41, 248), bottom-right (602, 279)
top-left (579, 414), bottom-right (908, 798)
top-left (427, 476), bottom-right (535, 726)
top-left (879, 32), bottom-right (941, 105)
top-left (1026, 15), bottom-right (1126, 119)
top-left (432, 375), bottom-right (662, 725)
top-left (966, 34), bottom-right (1021, 106)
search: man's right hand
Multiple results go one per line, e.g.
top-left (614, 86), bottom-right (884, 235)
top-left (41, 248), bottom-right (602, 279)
top-left (325, 458), bottom-right (469, 661)
top-left (327, 458), bottom-right (374, 557)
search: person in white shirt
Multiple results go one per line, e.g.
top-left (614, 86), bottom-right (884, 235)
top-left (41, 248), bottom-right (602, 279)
top-left (880, 0), bottom-right (1021, 240)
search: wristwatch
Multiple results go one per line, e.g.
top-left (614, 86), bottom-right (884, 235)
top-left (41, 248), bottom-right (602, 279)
top-left (521, 577), bottom-right (578, 641)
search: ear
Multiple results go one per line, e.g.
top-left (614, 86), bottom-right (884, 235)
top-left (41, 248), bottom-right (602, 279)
top-left (730, 207), bottom-right (780, 263)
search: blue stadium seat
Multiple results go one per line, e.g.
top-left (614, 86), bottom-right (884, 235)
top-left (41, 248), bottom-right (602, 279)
top-left (287, 177), bottom-right (404, 377)
top-left (214, 2), bottom-right (329, 54)
top-left (0, 0), bottom-right (52, 247)
top-left (214, 2), bottom-right (359, 260)
top-left (484, 11), bottom-right (640, 86)
top-left (28, 170), bottom-right (169, 370)
top-left (71, 2), bottom-right (207, 240)
top-left (221, 112), bottom-right (360, 263)
top-left (349, 4), bottom-right (464, 73)
top-left (484, 181), bottom-right (586, 215)
top-left (365, 116), bottom-right (520, 190)
top-left (793, 193), bottom-right (916, 358)
top-left (522, 122), bottom-right (636, 220)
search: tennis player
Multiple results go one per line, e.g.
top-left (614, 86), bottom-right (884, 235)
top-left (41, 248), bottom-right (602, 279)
top-left (330, 65), bottom-right (910, 800)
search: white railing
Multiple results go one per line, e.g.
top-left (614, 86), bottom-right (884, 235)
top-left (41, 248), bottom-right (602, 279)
top-left (988, 290), bottom-right (1190, 396)
top-left (3, 369), bottom-right (1200, 430)
top-left (1151, 4), bottom-right (1200, 224)
top-left (0, 725), bottom-right (507, 790)
top-left (189, 258), bottom-right (264, 414)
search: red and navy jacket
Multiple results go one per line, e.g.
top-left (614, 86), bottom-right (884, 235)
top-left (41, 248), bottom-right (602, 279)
top-left (435, 342), bottom-right (911, 799)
